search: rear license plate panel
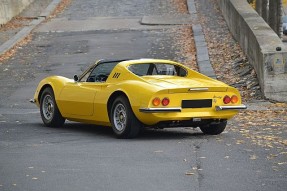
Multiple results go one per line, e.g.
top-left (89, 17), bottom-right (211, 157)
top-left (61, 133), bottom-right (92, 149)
top-left (182, 99), bottom-right (212, 109)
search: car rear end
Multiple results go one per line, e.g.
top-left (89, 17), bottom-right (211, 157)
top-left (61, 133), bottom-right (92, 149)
top-left (137, 83), bottom-right (246, 127)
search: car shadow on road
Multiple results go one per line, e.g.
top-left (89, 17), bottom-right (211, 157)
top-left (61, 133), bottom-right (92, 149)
top-left (139, 128), bottom-right (206, 140)
top-left (57, 122), bottom-right (116, 138)
top-left (30, 122), bottom-right (207, 140)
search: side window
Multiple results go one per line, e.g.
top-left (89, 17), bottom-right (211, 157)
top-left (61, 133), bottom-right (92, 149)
top-left (86, 62), bottom-right (118, 82)
top-left (128, 63), bottom-right (187, 77)
top-left (128, 64), bottom-right (150, 76)
top-left (176, 66), bottom-right (187, 77)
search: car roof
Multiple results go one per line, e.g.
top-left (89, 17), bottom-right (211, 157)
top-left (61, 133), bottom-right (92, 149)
top-left (96, 58), bottom-right (162, 65)
top-left (97, 59), bottom-right (130, 64)
top-left (94, 58), bottom-right (185, 69)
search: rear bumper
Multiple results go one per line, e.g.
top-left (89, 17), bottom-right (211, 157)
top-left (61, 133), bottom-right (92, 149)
top-left (139, 107), bottom-right (181, 113)
top-left (215, 105), bottom-right (247, 111)
top-left (137, 105), bottom-right (245, 125)
top-left (139, 105), bottom-right (247, 113)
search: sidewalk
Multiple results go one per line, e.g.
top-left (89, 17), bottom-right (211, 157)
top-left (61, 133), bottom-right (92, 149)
top-left (0, 0), bottom-right (63, 62)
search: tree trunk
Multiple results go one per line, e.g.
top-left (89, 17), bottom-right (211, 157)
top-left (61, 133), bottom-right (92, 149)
top-left (269, 0), bottom-right (281, 37)
top-left (256, 0), bottom-right (262, 15)
top-left (262, 0), bottom-right (268, 22)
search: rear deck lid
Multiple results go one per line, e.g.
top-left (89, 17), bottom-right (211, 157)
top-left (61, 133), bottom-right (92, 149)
top-left (142, 76), bottom-right (228, 93)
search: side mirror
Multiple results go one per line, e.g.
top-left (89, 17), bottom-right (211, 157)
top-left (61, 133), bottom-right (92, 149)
top-left (74, 75), bottom-right (79, 82)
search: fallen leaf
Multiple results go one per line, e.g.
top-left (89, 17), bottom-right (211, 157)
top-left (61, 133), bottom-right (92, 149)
top-left (185, 172), bottom-right (195, 176)
top-left (250, 155), bottom-right (257, 160)
top-left (272, 167), bottom-right (279, 171)
top-left (236, 140), bottom-right (245, 145)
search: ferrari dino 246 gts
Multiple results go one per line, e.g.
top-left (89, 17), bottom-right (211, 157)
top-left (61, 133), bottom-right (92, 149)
top-left (31, 59), bottom-right (247, 138)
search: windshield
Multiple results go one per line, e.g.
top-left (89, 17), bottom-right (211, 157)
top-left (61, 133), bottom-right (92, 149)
top-left (128, 63), bottom-right (187, 77)
top-left (79, 61), bottom-right (119, 82)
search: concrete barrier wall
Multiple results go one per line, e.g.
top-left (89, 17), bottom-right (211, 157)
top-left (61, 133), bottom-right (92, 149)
top-left (217, 0), bottom-right (287, 102)
top-left (0, 0), bottom-right (35, 25)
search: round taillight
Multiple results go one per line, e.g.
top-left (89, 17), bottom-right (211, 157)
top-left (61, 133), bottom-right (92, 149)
top-left (223, 95), bottom-right (231, 104)
top-left (162, 97), bottom-right (170, 106)
top-left (231, 95), bottom-right (239, 103)
top-left (152, 97), bottom-right (161, 106)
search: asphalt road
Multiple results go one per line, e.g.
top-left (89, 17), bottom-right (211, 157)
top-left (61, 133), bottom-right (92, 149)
top-left (0, 0), bottom-right (286, 191)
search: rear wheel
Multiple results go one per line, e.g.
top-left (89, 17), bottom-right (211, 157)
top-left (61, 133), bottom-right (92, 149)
top-left (199, 120), bottom-right (227, 135)
top-left (110, 96), bottom-right (141, 138)
top-left (40, 87), bottom-right (65, 127)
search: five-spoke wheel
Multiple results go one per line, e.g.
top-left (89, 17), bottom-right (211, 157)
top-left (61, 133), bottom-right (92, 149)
top-left (110, 96), bottom-right (141, 138)
top-left (40, 87), bottom-right (65, 127)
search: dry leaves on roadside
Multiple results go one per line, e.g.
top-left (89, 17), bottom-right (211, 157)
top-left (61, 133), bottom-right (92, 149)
top-left (173, 27), bottom-right (198, 70)
top-left (49, 0), bottom-right (72, 19)
top-left (172, 0), bottom-right (189, 13)
top-left (0, 34), bottom-right (32, 63)
top-left (232, 106), bottom-right (287, 149)
top-left (0, 17), bottom-right (33, 32)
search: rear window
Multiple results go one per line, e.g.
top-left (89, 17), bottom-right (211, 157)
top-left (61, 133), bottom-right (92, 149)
top-left (128, 63), bottom-right (187, 77)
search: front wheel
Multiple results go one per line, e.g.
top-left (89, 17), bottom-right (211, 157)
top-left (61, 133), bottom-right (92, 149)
top-left (40, 87), bottom-right (65, 127)
top-left (110, 96), bottom-right (142, 138)
top-left (199, 120), bottom-right (227, 135)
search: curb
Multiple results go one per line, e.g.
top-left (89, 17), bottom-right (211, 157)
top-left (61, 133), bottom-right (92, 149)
top-left (187, 0), bottom-right (216, 79)
top-left (0, 0), bottom-right (62, 58)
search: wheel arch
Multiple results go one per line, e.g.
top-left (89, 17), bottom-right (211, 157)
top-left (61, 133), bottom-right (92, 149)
top-left (35, 76), bottom-right (69, 105)
top-left (38, 84), bottom-right (53, 103)
top-left (107, 91), bottom-right (129, 119)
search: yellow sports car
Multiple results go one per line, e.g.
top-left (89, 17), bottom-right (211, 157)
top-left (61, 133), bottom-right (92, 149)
top-left (30, 59), bottom-right (246, 138)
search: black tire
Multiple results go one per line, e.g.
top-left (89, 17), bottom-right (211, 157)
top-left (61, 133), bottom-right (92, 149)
top-left (199, 120), bottom-right (227, 135)
top-left (40, 87), bottom-right (65, 127)
top-left (110, 96), bottom-right (142, 138)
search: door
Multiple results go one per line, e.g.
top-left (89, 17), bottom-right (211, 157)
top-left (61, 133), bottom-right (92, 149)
top-left (58, 82), bottom-right (101, 116)
top-left (58, 60), bottom-right (118, 117)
